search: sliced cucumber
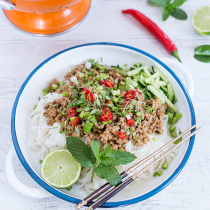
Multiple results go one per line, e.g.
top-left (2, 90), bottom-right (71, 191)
top-left (165, 98), bottom-right (179, 113)
top-left (160, 86), bottom-right (168, 95)
top-left (148, 81), bottom-right (160, 89)
top-left (155, 76), bottom-right (160, 85)
top-left (145, 72), bottom-right (160, 84)
top-left (142, 66), bottom-right (152, 78)
top-left (147, 85), bottom-right (165, 104)
top-left (153, 66), bottom-right (169, 83)
top-left (158, 81), bottom-right (167, 86)
top-left (137, 80), bottom-right (146, 88)
top-left (127, 67), bottom-right (144, 77)
top-left (167, 83), bottom-right (175, 102)
top-left (111, 66), bottom-right (127, 76)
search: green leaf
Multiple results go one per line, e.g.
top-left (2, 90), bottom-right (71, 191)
top-left (75, 126), bottom-right (80, 135)
top-left (94, 163), bottom-right (122, 186)
top-left (171, 8), bottom-right (187, 20)
top-left (101, 144), bottom-right (111, 156)
top-left (148, 0), bottom-right (171, 7)
top-left (96, 99), bottom-right (101, 106)
top-left (170, 0), bottom-right (186, 8)
top-left (66, 136), bottom-right (96, 168)
top-left (195, 45), bottom-right (210, 56)
top-left (91, 141), bottom-right (100, 162)
top-left (100, 148), bottom-right (137, 166)
top-left (194, 54), bottom-right (210, 63)
top-left (162, 7), bottom-right (171, 21)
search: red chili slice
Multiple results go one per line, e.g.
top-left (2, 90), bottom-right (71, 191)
top-left (117, 131), bottom-right (127, 139)
top-left (127, 119), bottom-right (134, 126)
top-left (123, 90), bottom-right (136, 101)
top-left (122, 101), bottom-right (130, 111)
top-left (99, 79), bottom-right (104, 85)
top-left (81, 89), bottom-right (90, 96)
top-left (104, 99), bottom-right (111, 108)
top-left (72, 117), bottom-right (79, 126)
top-left (101, 108), bottom-right (111, 121)
top-left (81, 89), bottom-right (95, 103)
top-left (67, 107), bottom-right (78, 117)
top-left (104, 80), bottom-right (114, 88)
top-left (86, 91), bottom-right (95, 103)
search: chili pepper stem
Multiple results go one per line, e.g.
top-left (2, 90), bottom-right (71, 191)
top-left (171, 50), bottom-right (182, 63)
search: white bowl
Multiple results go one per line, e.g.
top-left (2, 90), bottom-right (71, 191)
top-left (8, 43), bottom-right (196, 207)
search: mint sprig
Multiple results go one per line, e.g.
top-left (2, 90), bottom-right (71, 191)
top-left (66, 136), bottom-right (96, 168)
top-left (148, 0), bottom-right (188, 21)
top-left (94, 163), bottom-right (122, 186)
top-left (66, 137), bottom-right (137, 186)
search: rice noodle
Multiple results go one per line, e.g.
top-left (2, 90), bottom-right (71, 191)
top-left (28, 93), bottom-right (66, 160)
top-left (28, 93), bottom-right (177, 192)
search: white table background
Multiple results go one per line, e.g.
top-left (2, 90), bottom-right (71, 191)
top-left (0, 0), bottom-right (210, 209)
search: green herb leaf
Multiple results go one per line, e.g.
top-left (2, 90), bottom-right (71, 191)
top-left (100, 148), bottom-right (137, 166)
top-left (162, 7), bottom-right (171, 21)
top-left (195, 45), bottom-right (210, 56)
top-left (75, 126), bottom-right (80, 135)
top-left (66, 136), bottom-right (96, 167)
top-left (170, 0), bottom-right (186, 8)
top-left (94, 163), bottom-right (122, 186)
top-left (84, 108), bottom-right (90, 111)
top-left (148, 0), bottom-right (171, 7)
top-left (91, 141), bottom-right (100, 162)
top-left (76, 108), bottom-right (83, 112)
top-left (194, 55), bottom-right (210, 63)
top-left (171, 8), bottom-right (187, 20)
top-left (96, 99), bottom-right (101, 106)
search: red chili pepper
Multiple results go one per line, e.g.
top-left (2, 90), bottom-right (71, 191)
top-left (127, 119), bottom-right (134, 126)
top-left (67, 107), bottom-right (78, 117)
top-left (72, 117), bottom-right (79, 126)
top-left (124, 90), bottom-right (136, 101)
top-left (122, 101), bottom-right (130, 109)
top-left (104, 99), bottom-right (111, 108)
top-left (81, 89), bottom-right (90, 96)
top-left (117, 131), bottom-right (127, 139)
top-left (122, 9), bottom-right (181, 62)
top-left (81, 89), bottom-right (95, 103)
top-left (99, 79), bottom-right (104, 85)
top-left (86, 91), bottom-right (95, 103)
top-left (104, 80), bottom-right (114, 88)
top-left (101, 108), bottom-right (111, 121)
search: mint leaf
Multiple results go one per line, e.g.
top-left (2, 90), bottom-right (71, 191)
top-left (94, 163), bottom-right (122, 186)
top-left (162, 7), bottom-right (171, 21)
top-left (148, 0), bottom-right (171, 7)
top-left (170, 0), bottom-right (186, 8)
top-left (91, 141), bottom-right (100, 162)
top-left (101, 148), bottom-right (137, 166)
top-left (101, 144), bottom-right (111, 157)
top-left (171, 8), bottom-right (187, 20)
top-left (66, 136), bottom-right (96, 168)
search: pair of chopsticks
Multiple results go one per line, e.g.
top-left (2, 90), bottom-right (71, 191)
top-left (75, 125), bottom-right (200, 210)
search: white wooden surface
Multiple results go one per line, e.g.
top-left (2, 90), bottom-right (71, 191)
top-left (0, 0), bottom-right (210, 209)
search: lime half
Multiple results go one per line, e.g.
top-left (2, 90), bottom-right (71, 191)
top-left (192, 5), bottom-right (210, 36)
top-left (41, 149), bottom-right (81, 188)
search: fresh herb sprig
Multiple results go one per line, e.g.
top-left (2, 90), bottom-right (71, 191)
top-left (147, 0), bottom-right (188, 21)
top-left (66, 136), bottom-right (137, 186)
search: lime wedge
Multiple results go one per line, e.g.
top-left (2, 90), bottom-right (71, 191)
top-left (41, 149), bottom-right (81, 188)
top-left (192, 5), bottom-right (210, 36)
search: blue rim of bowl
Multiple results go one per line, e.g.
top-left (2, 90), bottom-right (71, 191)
top-left (11, 42), bottom-right (196, 208)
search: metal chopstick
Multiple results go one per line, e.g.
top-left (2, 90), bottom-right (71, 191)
top-left (85, 127), bottom-right (201, 210)
top-left (75, 124), bottom-right (196, 209)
